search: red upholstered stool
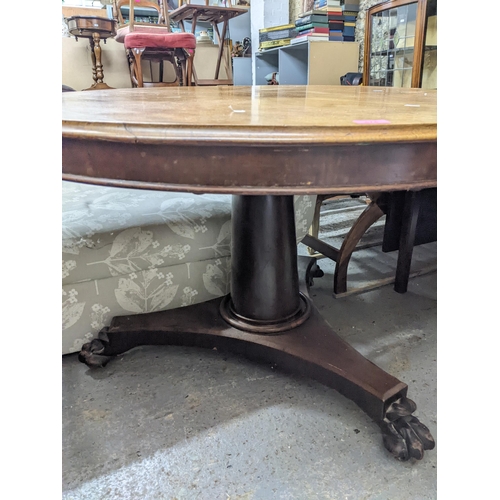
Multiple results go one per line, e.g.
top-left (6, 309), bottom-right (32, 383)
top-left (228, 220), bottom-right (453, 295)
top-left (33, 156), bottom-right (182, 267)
top-left (113, 0), bottom-right (196, 87)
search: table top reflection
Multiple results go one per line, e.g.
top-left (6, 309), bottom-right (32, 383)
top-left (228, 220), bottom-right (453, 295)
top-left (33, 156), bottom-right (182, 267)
top-left (62, 85), bottom-right (437, 195)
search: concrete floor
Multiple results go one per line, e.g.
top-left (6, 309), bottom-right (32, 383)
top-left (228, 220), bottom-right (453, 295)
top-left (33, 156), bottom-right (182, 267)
top-left (62, 244), bottom-right (437, 500)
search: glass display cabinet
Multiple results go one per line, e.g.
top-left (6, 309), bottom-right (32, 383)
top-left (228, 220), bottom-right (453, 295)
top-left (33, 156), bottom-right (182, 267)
top-left (363, 0), bottom-right (437, 88)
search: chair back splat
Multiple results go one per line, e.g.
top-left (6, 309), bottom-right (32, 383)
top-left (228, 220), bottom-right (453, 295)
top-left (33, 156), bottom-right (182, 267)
top-left (113, 0), bottom-right (196, 87)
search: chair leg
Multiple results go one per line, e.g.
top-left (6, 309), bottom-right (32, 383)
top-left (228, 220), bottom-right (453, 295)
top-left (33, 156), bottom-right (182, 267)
top-left (173, 49), bottom-right (188, 86)
top-left (185, 49), bottom-right (195, 86)
top-left (162, 53), bottom-right (180, 86)
top-left (131, 48), bottom-right (145, 88)
top-left (190, 50), bottom-right (195, 86)
top-left (307, 195), bottom-right (328, 255)
top-left (177, 54), bottom-right (186, 86)
top-left (333, 199), bottom-right (385, 295)
top-left (306, 194), bottom-right (350, 256)
top-left (125, 50), bottom-right (136, 87)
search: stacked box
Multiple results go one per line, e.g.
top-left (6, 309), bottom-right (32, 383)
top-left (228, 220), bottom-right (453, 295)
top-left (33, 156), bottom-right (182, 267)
top-left (259, 24), bottom-right (298, 50)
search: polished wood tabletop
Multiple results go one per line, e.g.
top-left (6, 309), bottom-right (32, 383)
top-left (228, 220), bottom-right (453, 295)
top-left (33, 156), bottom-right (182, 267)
top-left (66, 16), bottom-right (116, 39)
top-left (62, 85), bottom-right (437, 194)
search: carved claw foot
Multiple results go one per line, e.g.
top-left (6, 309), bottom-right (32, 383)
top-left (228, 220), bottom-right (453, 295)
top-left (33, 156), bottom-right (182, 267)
top-left (381, 396), bottom-right (435, 461)
top-left (78, 328), bottom-right (113, 368)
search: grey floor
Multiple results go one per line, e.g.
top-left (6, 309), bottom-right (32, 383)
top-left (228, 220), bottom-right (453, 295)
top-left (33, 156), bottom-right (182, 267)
top-left (62, 242), bottom-right (437, 500)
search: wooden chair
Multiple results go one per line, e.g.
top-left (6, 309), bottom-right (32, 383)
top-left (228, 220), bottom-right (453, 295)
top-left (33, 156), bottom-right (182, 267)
top-left (113, 0), bottom-right (196, 87)
top-left (304, 191), bottom-right (436, 296)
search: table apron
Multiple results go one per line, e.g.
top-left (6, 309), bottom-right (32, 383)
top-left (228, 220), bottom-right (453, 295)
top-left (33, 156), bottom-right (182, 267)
top-left (62, 139), bottom-right (437, 194)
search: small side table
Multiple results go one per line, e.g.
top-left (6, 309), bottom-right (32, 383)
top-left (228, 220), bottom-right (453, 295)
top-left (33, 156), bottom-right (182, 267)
top-left (170, 5), bottom-right (248, 85)
top-left (67, 16), bottom-right (117, 91)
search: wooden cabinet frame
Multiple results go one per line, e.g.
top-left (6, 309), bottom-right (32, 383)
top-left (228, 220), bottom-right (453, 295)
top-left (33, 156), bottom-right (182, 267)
top-left (363, 0), bottom-right (433, 88)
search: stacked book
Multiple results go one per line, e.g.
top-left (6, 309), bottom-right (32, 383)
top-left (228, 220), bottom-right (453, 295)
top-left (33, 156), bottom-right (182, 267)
top-left (259, 23), bottom-right (298, 50)
top-left (291, 8), bottom-right (329, 44)
top-left (307, 0), bottom-right (354, 43)
top-left (342, 0), bottom-right (360, 42)
top-left (325, 0), bottom-right (344, 41)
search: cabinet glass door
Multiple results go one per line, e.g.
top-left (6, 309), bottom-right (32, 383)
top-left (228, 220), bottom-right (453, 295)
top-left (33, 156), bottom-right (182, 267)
top-left (421, 0), bottom-right (437, 89)
top-left (367, 1), bottom-right (418, 87)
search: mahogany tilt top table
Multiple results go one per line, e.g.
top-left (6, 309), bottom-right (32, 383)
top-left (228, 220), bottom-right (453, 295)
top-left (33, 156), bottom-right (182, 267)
top-left (62, 85), bottom-right (437, 462)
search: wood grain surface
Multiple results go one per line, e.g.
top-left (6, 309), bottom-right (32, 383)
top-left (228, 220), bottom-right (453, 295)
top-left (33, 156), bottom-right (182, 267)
top-left (62, 85), bottom-right (437, 194)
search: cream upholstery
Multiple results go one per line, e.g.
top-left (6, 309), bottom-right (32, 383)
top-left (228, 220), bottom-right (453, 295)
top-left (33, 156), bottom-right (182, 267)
top-left (62, 181), bottom-right (315, 355)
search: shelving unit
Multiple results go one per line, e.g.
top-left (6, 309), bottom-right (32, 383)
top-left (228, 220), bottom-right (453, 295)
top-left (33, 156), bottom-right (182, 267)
top-left (255, 40), bottom-right (360, 86)
top-left (232, 57), bottom-right (252, 85)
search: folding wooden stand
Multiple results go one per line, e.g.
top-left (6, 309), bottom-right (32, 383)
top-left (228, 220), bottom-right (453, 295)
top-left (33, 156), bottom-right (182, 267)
top-left (170, 4), bottom-right (248, 85)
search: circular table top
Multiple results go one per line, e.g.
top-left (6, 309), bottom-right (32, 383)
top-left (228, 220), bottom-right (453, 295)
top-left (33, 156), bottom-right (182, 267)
top-left (66, 16), bottom-right (116, 39)
top-left (62, 85), bottom-right (437, 195)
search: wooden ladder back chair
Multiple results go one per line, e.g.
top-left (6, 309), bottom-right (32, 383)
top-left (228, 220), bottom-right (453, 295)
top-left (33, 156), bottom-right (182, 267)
top-left (113, 0), bottom-right (196, 87)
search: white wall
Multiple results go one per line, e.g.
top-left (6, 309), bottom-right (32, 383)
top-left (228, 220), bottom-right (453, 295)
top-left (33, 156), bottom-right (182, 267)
top-left (250, 0), bottom-right (289, 84)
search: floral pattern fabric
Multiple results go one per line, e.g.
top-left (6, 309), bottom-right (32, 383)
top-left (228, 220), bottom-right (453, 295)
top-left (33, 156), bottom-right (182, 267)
top-left (62, 182), bottom-right (315, 355)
